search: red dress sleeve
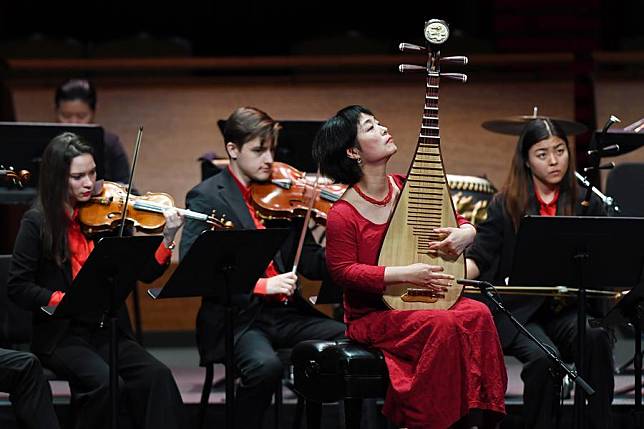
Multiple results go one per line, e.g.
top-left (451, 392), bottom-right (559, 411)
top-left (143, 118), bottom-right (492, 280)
top-left (325, 202), bottom-right (386, 294)
top-left (456, 213), bottom-right (471, 227)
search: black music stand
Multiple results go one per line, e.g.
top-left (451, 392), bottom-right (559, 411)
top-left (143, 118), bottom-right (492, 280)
top-left (597, 279), bottom-right (644, 427)
top-left (511, 215), bottom-right (644, 429)
top-left (0, 121), bottom-right (105, 186)
top-left (41, 235), bottom-right (162, 429)
top-left (147, 228), bottom-right (289, 429)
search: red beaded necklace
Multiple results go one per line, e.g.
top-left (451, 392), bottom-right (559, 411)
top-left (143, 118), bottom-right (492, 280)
top-left (353, 178), bottom-right (394, 206)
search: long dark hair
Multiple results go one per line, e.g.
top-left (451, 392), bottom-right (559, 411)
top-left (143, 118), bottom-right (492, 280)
top-left (312, 105), bottom-right (372, 185)
top-left (502, 118), bottom-right (577, 230)
top-left (37, 132), bottom-right (94, 266)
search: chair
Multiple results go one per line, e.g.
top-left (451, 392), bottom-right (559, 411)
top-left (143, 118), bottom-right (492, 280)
top-left (197, 348), bottom-right (294, 429)
top-left (291, 339), bottom-right (388, 429)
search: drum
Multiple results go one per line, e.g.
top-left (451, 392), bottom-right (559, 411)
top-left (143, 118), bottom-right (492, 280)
top-left (446, 174), bottom-right (497, 225)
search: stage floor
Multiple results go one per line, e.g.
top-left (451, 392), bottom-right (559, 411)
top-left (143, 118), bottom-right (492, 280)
top-left (1, 346), bottom-right (643, 428)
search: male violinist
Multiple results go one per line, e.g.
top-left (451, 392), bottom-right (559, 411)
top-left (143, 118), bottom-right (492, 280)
top-left (180, 106), bottom-right (345, 429)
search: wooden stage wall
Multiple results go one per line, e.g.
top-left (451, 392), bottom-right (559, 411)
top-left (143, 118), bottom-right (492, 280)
top-left (10, 76), bottom-right (644, 333)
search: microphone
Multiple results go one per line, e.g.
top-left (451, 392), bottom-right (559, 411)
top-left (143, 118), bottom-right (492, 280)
top-left (457, 279), bottom-right (497, 299)
top-left (456, 279), bottom-right (490, 288)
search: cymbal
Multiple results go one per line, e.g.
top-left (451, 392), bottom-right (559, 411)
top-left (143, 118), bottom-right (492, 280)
top-left (482, 115), bottom-right (588, 136)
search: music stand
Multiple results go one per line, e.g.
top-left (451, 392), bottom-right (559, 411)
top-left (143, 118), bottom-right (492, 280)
top-left (511, 215), bottom-right (644, 429)
top-left (42, 235), bottom-right (162, 429)
top-left (0, 121), bottom-right (105, 186)
top-left (597, 279), bottom-right (644, 426)
top-left (148, 228), bottom-right (290, 429)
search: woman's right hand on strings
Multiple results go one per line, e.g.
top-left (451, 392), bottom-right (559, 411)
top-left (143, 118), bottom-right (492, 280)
top-left (265, 272), bottom-right (298, 296)
top-left (385, 263), bottom-right (453, 292)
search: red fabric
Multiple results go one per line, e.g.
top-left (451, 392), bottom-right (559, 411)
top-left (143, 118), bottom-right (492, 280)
top-left (534, 187), bottom-right (560, 216)
top-left (47, 290), bottom-right (65, 307)
top-left (154, 243), bottom-right (172, 265)
top-left (456, 212), bottom-right (470, 227)
top-left (325, 174), bottom-right (507, 429)
top-left (49, 209), bottom-right (95, 306)
top-left (68, 209), bottom-right (95, 280)
top-left (228, 166), bottom-right (281, 296)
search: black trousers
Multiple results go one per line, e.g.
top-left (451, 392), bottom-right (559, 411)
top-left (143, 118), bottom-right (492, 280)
top-left (0, 348), bottom-right (60, 429)
top-left (37, 326), bottom-right (185, 429)
top-left (505, 305), bottom-right (614, 429)
top-left (234, 305), bottom-right (346, 429)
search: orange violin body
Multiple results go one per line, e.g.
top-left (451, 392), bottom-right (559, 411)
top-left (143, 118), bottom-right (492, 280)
top-left (79, 181), bottom-right (232, 234)
top-left (250, 162), bottom-right (347, 225)
top-left (79, 182), bottom-right (171, 234)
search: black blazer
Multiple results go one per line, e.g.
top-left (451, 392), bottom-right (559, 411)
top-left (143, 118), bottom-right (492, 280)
top-left (7, 208), bottom-right (167, 355)
top-left (180, 168), bottom-right (328, 365)
top-left (466, 189), bottom-right (606, 348)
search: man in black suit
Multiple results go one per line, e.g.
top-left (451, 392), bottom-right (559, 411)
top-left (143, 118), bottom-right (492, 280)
top-left (180, 106), bottom-right (345, 429)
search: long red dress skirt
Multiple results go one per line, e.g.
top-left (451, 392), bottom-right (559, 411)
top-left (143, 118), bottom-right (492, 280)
top-left (346, 297), bottom-right (507, 429)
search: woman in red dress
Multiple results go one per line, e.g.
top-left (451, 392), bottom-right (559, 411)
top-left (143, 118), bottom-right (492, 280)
top-left (313, 105), bottom-right (507, 429)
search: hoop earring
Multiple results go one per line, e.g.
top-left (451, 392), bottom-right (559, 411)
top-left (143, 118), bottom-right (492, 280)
top-left (356, 158), bottom-right (363, 166)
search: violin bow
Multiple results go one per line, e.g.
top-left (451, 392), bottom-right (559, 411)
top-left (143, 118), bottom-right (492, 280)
top-left (118, 126), bottom-right (144, 237)
top-left (291, 167), bottom-right (322, 274)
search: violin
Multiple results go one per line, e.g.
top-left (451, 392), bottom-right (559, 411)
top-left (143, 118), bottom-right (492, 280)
top-left (1, 165), bottom-right (30, 188)
top-left (250, 162), bottom-right (347, 225)
top-left (78, 181), bottom-right (233, 234)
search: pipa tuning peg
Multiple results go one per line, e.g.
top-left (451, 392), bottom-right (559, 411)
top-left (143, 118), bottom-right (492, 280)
top-left (440, 73), bottom-right (467, 83)
top-left (440, 56), bottom-right (468, 65)
top-left (399, 43), bottom-right (426, 53)
top-left (399, 64), bottom-right (426, 73)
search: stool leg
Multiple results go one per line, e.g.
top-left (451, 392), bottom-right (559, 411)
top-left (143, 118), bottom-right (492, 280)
top-left (305, 400), bottom-right (322, 429)
top-left (199, 364), bottom-right (214, 429)
top-left (344, 398), bottom-right (363, 429)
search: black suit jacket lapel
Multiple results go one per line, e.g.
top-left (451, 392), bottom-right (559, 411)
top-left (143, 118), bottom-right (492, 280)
top-left (217, 169), bottom-right (256, 230)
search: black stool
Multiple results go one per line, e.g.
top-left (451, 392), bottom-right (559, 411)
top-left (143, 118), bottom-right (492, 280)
top-left (292, 339), bottom-right (388, 429)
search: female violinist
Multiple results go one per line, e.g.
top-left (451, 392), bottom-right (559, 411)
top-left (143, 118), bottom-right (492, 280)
top-left (7, 132), bottom-right (186, 429)
top-left (313, 105), bottom-right (507, 429)
top-left (180, 106), bottom-right (345, 429)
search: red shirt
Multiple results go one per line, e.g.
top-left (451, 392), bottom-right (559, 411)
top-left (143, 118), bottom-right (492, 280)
top-left (534, 187), bottom-right (560, 216)
top-left (228, 166), bottom-right (280, 295)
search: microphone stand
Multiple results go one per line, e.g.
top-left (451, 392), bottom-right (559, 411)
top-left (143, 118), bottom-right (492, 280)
top-left (457, 279), bottom-right (596, 398)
